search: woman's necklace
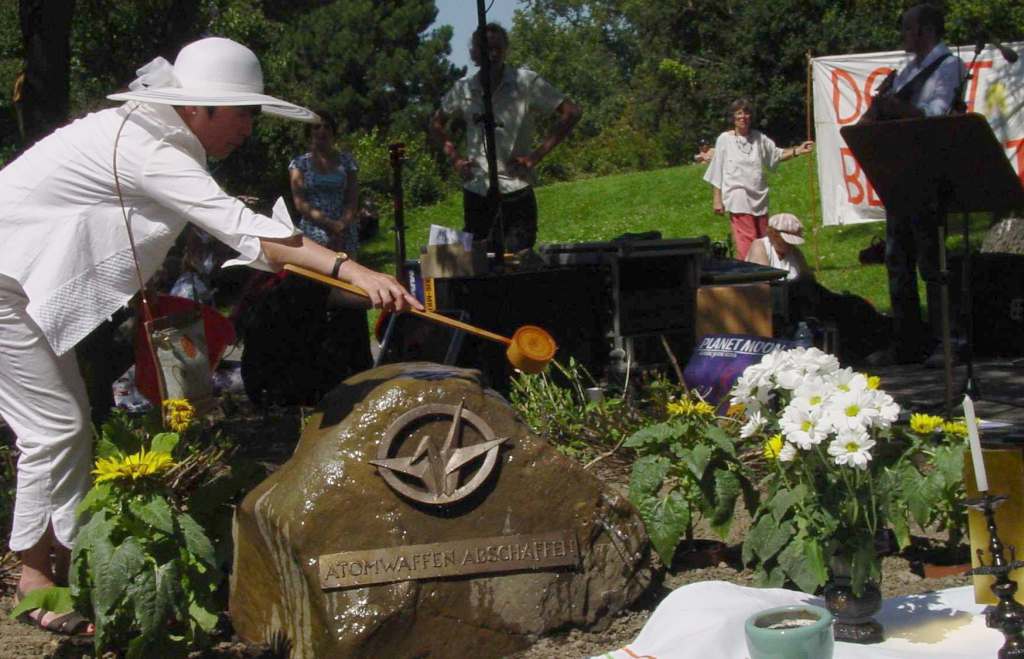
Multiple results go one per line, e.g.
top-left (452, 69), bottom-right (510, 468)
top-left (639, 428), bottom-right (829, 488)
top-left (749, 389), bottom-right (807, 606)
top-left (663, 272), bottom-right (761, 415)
top-left (733, 131), bottom-right (753, 155)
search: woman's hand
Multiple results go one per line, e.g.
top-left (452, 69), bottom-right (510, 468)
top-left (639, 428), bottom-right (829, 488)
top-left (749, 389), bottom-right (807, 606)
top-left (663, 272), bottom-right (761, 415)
top-left (341, 261), bottom-right (422, 313)
top-left (340, 207), bottom-right (358, 227)
top-left (798, 141), bottom-right (815, 155)
top-left (452, 156), bottom-right (476, 181)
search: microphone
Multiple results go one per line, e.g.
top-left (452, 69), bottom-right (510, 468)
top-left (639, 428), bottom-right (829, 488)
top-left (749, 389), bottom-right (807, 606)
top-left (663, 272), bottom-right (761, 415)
top-left (976, 39), bottom-right (1019, 64)
top-left (994, 40), bottom-right (1019, 64)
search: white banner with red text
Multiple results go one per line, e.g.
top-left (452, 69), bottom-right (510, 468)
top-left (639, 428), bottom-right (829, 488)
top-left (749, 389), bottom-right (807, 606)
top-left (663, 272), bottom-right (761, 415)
top-left (811, 43), bottom-right (1024, 225)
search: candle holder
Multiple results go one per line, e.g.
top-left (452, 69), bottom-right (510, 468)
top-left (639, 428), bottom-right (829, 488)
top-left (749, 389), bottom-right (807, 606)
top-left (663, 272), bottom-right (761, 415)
top-left (964, 493), bottom-right (1024, 658)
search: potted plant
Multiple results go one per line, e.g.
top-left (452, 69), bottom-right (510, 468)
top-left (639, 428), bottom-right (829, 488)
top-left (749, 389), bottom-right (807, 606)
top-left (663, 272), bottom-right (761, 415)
top-left (730, 347), bottom-right (909, 644)
top-left (625, 394), bottom-right (758, 567)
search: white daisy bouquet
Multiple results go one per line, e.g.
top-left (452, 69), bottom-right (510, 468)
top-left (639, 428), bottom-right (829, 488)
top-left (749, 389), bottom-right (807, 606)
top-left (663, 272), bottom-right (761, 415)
top-left (732, 347), bottom-right (912, 596)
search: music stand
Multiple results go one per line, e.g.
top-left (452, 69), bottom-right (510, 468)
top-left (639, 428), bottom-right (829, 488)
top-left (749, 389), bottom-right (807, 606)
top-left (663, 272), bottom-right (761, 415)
top-left (841, 114), bottom-right (1024, 414)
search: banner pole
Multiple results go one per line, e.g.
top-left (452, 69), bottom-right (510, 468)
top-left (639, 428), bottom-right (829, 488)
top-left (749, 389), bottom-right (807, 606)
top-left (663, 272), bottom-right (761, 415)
top-left (805, 50), bottom-right (822, 270)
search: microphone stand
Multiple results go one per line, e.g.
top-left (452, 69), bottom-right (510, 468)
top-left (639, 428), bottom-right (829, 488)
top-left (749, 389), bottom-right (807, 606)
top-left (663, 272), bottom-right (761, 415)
top-left (475, 0), bottom-right (505, 271)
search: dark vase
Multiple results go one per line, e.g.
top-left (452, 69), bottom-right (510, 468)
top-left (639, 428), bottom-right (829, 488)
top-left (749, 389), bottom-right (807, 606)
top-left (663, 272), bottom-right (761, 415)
top-left (824, 556), bottom-right (884, 644)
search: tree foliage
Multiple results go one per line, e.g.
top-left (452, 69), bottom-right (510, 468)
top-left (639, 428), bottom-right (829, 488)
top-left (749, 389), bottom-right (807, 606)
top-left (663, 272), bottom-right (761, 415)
top-left (2, 1), bottom-right (1022, 188)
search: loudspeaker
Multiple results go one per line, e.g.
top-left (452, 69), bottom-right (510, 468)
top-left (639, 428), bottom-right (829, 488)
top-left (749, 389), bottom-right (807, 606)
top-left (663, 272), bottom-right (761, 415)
top-left (971, 253), bottom-right (1024, 356)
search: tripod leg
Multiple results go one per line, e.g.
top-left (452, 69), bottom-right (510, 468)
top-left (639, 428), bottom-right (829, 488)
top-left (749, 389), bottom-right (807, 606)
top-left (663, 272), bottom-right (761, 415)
top-left (938, 221), bottom-right (953, 417)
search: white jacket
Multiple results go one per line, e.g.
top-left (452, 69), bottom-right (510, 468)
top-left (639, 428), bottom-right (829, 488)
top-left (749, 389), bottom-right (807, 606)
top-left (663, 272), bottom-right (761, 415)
top-left (0, 102), bottom-right (298, 355)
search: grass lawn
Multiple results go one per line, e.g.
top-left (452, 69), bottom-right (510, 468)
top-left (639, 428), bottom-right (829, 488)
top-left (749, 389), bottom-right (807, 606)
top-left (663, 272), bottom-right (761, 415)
top-left (359, 157), bottom-right (994, 317)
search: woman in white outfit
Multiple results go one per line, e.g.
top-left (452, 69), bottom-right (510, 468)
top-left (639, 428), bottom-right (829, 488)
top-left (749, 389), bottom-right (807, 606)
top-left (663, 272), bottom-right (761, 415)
top-left (0, 37), bottom-right (419, 632)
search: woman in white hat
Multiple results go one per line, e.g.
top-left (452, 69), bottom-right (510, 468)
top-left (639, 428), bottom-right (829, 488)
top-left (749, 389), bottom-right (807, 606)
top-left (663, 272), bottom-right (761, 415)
top-left (0, 37), bottom-right (420, 632)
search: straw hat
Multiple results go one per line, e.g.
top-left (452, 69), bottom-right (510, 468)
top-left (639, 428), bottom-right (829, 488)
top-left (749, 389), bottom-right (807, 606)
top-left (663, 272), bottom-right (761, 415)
top-left (108, 37), bottom-right (316, 122)
top-left (768, 213), bottom-right (805, 245)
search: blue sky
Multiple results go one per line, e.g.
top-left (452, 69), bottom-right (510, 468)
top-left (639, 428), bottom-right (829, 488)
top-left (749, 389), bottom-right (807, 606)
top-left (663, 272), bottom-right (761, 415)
top-left (433, 0), bottom-right (522, 71)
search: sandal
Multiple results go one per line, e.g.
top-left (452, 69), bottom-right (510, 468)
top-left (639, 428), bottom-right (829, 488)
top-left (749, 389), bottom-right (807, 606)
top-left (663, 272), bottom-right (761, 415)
top-left (13, 589), bottom-right (93, 636)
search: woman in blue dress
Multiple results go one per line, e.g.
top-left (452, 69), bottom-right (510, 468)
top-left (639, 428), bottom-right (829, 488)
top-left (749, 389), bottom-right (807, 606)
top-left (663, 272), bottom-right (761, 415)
top-left (289, 111), bottom-right (360, 254)
top-left (241, 110), bottom-right (372, 406)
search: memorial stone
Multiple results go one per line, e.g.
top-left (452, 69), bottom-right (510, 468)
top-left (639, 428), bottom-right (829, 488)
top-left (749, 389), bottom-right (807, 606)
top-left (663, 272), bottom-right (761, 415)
top-left (230, 362), bottom-right (651, 658)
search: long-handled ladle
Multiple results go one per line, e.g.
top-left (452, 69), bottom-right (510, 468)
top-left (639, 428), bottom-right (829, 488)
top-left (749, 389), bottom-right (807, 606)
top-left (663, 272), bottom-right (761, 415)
top-left (284, 264), bottom-right (557, 374)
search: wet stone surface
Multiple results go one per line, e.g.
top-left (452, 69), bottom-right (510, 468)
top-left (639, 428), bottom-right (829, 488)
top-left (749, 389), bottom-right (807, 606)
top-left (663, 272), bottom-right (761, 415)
top-left (229, 362), bottom-right (652, 659)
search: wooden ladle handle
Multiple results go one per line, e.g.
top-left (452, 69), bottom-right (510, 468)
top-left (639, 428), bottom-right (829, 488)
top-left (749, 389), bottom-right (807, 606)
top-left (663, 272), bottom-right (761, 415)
top-left (283, 264), bottom-right (513, 345)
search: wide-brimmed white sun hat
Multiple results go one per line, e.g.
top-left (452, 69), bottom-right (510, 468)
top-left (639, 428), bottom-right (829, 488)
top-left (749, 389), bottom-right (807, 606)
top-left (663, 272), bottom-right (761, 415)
top-left (108, 37), bottom-right (316, 122)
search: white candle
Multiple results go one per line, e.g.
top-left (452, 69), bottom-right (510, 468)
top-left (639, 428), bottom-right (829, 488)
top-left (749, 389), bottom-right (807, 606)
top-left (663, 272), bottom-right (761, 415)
top-left (963, 395), bottom-right (988, 492)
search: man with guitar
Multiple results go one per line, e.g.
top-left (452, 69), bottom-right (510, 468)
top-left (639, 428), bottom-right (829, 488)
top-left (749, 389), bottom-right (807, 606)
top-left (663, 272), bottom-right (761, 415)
top-left (863, 4), bottom-right (966, 367)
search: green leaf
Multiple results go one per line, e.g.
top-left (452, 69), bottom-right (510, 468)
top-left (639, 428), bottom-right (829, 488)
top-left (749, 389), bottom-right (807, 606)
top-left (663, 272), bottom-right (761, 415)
top-left (903, 467), bottom-right (937, 526)
top-left (805, 539), bottom-right (829, 587)
top-left (98, 537), bottom-right (147, 613)
top-left (638, 489), bottom-right (691, 565)
top-left (683, 443), bottom-right (713, 480)
top-left (126, 566), bottom-right (160, 640)
top-left (623, 422), bottom-right (681, 449)
top-left (748, 513), bottom-right (795, 563)
top-left (628, 455), bottom-right (671, 502)
top-left (90, 531), bottom-right (120, 616)
top-left (708, 468), bottom-right (741, 537)
top-left (739, 475), bottom-right (760, 517)
top-left (704, 425), bottom-right (737, 458)
top-left (95, 437), bottom-right (122, 460)
top-left (778, 538), bottom-right (825, 593)
top-left (890, 513), bottom-right (912, 550)
top-left (101, 413), bottom-right (141, 455)
top-left (761, 565), bottom-right (786, 588)
top-left (188, 597), bottom-right (220, 633)
top-left (155, 560), bottom-right (186, 622)
top-left (178, 513), bottom-right (217, 569)
top-left (126, 635), bottom-right (152, 659)
top-left (769, 484), bottom-right (807, 522)
top-left (131, 495), bottom-right (175, 535)
top-left (9, 586), bottom-right (73, 619)
top-left (933, 445), bottom-right (965, 485)
top-left (75, 482), bottom-right (114, 517)
top-left (850, 536), bottom-right (880, 597)
top-left (150, 432), bottom-right (180, 455)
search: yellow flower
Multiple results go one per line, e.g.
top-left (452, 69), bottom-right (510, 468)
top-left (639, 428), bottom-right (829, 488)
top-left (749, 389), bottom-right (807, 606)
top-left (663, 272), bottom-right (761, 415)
top-left (93, 449), bottom-right (176, 484)
top-left (666, 398), bottom-right (715, 418)
top-left (666, 400), bottom-right (689, 416)
top-left (163, 398), bottom-right (195, 433)
top-left (726, 403), bottom-right (746, 418)
top-left (943, 419), bottom-right (968, 438)
top-left (910, 413), bottom-right (944, 434)
top-left (867, 376), bottom-right (881, 390)
top-left (763, 434), bottom-right (783, 460)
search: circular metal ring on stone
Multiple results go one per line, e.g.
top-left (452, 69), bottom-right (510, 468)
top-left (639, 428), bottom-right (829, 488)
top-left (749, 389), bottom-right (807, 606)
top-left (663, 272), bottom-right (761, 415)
top-left (372, 403), bottom-right (506, 506)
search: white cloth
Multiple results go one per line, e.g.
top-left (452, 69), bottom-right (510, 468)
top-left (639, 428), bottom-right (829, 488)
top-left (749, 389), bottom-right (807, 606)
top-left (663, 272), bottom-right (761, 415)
top-left (0, 101), bottom-right (299, 356)
top-left (703, 130), bottom-right (784, 216)
top-left (748, 236), bottom-right (804, 280)
top-left (0, 276), bottom-right (91, 551)
top-left (891, 42), bottom-right (966, 117)
top-left (441, 65), bottom-right (567, 196)
top-left (595, 581), bottom-right (1000, 659)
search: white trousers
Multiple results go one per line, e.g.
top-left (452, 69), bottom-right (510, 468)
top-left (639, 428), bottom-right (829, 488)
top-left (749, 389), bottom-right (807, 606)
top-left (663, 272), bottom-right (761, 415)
top-left (0, 276), bottom-right (91, 552)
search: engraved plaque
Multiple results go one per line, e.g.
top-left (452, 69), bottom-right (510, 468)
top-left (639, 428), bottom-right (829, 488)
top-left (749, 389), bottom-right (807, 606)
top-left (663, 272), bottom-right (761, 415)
top-left (319, 531), bottom-right (579, 590)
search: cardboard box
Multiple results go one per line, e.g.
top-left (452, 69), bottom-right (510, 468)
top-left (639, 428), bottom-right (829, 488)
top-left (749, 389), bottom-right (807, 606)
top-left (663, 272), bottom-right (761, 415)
top-left (696, 283), bottom-right (772, 338)
top-left (419, 244), bottom-right (488, 278)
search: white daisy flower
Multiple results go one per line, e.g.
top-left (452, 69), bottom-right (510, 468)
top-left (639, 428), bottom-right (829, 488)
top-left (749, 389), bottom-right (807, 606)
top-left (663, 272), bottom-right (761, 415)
top-left (827, 387), bottom-right (880, 432)
top-left (781, 400), bottom-right (830, 449)
top-left (828, 428), bottom-right (876, 469)
top-left (740, 410), bottom-right (768, 438)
